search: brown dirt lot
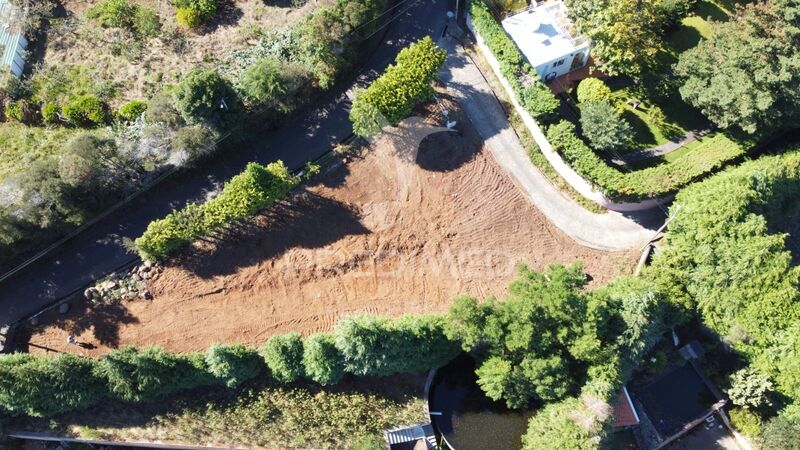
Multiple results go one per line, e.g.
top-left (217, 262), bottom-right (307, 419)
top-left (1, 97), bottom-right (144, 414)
top-left (25, 97), bottom-right (637, 355)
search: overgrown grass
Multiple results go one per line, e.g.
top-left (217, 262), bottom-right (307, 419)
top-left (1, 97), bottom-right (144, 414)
top-left (0, 124), bottom-right (84, 180)
top-left (9, 374), bottom-right (426, 449)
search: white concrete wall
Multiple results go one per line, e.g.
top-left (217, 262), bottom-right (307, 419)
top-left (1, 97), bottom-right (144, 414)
top-left (535, 45), bottom-right (590, 81)
top-left (466, 14), bottom-right (670, 212)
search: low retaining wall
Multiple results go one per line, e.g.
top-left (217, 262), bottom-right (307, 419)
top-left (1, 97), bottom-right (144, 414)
top-left (465, 15), bottom-right (671, 212)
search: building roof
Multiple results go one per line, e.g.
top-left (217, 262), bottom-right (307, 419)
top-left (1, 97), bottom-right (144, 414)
top-left (612, 386), bottom-right (641, 428)
top-left (500, 1), bottom-right (588, 67)
top-left (0, 0), bottom-right (28, 76)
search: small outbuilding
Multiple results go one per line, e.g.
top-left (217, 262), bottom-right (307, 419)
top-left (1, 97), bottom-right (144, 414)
top-left (0, 0), bottom-right (28, 77)
top-left (501, 0), bottom-right (591, 82)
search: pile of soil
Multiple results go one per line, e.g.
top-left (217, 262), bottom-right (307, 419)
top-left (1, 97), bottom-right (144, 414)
top-left (25, 98), bottom-right (636, 355)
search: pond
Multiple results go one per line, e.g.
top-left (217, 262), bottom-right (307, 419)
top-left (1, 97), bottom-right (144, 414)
top-left (428, 354), bottom-right (533, 450)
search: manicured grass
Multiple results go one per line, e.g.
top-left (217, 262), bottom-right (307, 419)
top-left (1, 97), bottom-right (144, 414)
top-left (9, 375), bottom-right (427, 449)
top-left (660, 0), bottom-right (749, 63)
top-left (626, 132), bottom-right (745, 170)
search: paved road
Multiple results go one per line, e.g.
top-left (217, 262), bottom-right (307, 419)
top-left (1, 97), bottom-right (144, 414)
top-left (0, 0), bottom-right (450, 324)
top-left (439, 33), bottom-right (663, 251)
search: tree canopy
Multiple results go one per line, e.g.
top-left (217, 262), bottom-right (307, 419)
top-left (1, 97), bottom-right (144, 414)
top-left (675, 0), bottom-right (800, 134)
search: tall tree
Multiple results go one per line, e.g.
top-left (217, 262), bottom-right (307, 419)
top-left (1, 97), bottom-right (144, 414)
top-left (565, 0), bottom-right (663, 78)
top-left (675, 0), bottom-right (800, 134)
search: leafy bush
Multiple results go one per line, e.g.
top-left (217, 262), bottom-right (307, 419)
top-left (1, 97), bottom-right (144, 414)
top-left (728, 367), bottom-right (774, 409)
top-left (87, 0), bottom-right (161, 38)
top-left (730, 407), bottom-right (763, 437)
top-left (118, 99), bottom-right (148, 122)
top-left (171, 124), bottom-right (217, 159)
top-left (303, 333), bottom-right (346, 385)
top-left (657, 0), bottom-right (697, 27)
top-left (546, 120), bottom-right (747, 200)
top-left (576, 78), bottom-right (612, 104)
top-left (62, 94), bottom-right (107, 126)
top-left (96, 347), bottom-right (213, 402)
top-left (41, 102), bottom-right (60, 124)
top-left (173, 0), bottom-right (217, 28)
top-left (238, 57), bottom-right (291, 107)
top-left (0, 353), bottom-right (105, 417)
top-left (334, 315), bottom-right (460, 377)
top-left (263, 333), bottom-right (305, 383)
top-left (173, 68), bottom-right (234, 124)
top-left (522, 396), bottom-right (603, 450)
top-left (146, 92), bottom-right (183, 127)
top-left (349, 37), bottom-right (446, 136)
top-left (580, 100), bottom-right (632, 152)
top-left (205, 344), bottom-right (263, 388)
top-left (135, 161), bottom-right (299, 260)
top-left (3, 100), bottom-right (25, 122)
top-left (469, 0), bottom-right (559, 124)
top-left (761, 413), bottom-right (800, 450)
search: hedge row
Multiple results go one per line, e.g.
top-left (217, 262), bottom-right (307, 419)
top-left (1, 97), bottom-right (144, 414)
top-left (546, 120), bottom-right (748, 200)
top-left (469, 0), bottom-right (560, 123)
top-left (469, 0), bottom-right (750, 202)
top-left (0, 314), bottom-right (459, 418)
top-left (349, 36), bottom-right (447, 137)
top-left (134, 161), bottom-right (299, 260)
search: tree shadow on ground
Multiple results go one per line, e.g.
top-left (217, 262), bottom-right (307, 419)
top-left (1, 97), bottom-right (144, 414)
top-left (203, 0), bottom-right (245, 32)
top-left (174, 190), bottom-right (370, 279)
top-left (622, 110), bottom-right (658, 150)
top-left (16, 302), bottom-right (139, 352)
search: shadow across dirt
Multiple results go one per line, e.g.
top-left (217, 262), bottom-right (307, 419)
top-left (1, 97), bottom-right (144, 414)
top-left (175, 190), bottom-right (370, 279)
top-left (17, 302), bottom-right (139, 352)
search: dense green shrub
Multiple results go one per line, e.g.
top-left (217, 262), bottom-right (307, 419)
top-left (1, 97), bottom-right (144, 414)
top-left (238, 57), bottom-right (292, 107)
top-left (206, 344), bottom-right (263, 388)
top-left (576, 78), bottom-right (612, 104)
top-left (728, 367), bottom-right (774, 409)
top-left (134, 161), bottom-right (299, 260)
top-left (118, 99), bottom-right (147, 122)
top-left (522, 396), bottom-right (601, 450)
top-left (335, 314), bottom-right (460, 377)
top-left (41, 102), bottom-right (60, 124)
top-left (96, 347), bottom-right (213, 403)
top-left (62, 94), bottom-right (107, 126)
top-left (469, 0), bottom-right (559, 123)
top-left (303, 333), bottom-right (346, 385)
top-left (761, 413), bottom-right (800, 450)
top-left (349, 37), bottom-right (446, 136)
top-left (146, 92), bottom-right (184, 127)
top-left (263, 333), bottom-right (305, 383)
top-left (3, 100), bottom-right (25, 122)
top-left (171, 124), bottom-right (217, 159)
top-left (579, 100), bottom-right (632, 152)
top-left (730, 407), bottom-right (763, 437)
top-left (173, 0), bottom-right (217, 28)
top-left (87, 0), bottom-right (161, 38)
top-left (0, 353), bottom-right (105, 417)
top-left (173, 68), bottom-right (234, 124)
top-left (546, 120), bottom-right (747, 200)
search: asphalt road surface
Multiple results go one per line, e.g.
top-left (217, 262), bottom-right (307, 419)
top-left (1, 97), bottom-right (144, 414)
top-left (0, 0), bottom-right (450, 324)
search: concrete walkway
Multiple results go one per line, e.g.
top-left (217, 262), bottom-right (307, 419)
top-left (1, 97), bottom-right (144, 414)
top-left (439, 34), bottom-right (659, 252)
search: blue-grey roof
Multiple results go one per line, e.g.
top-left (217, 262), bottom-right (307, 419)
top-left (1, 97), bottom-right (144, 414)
top-left (0, 0), bottom-right (28, 77)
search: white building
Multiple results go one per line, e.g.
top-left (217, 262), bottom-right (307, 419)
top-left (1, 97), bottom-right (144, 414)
top-left (501, 0), bottom-right (590, 82)
top-left (0, 0), bottom-right (28, 77)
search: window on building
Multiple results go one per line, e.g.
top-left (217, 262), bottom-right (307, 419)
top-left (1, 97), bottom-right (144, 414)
top-left (553, 59), bottom-right (566, 67)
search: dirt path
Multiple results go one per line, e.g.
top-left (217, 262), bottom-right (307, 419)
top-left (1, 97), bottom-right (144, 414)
top-left (25, 98), bottom-right (637, 355)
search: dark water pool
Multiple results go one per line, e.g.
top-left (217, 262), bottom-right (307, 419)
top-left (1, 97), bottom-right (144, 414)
top-left (428, 355), bottom-right (533, 450)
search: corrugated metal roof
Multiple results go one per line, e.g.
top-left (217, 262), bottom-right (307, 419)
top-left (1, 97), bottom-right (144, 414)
top-left (0, 0), bottom-right (27, 76)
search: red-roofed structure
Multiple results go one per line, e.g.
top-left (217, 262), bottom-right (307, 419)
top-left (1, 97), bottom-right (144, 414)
top-left (612, 386), bottom-right (640, 428)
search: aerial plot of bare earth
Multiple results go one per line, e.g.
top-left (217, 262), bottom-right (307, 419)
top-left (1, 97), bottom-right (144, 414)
top-left (1, 0), bottom-right (799, 449)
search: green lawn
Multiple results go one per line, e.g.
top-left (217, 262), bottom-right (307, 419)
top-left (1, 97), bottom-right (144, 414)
top-left (660, 0), bottom-right (750, 63)
top-left (626, 132), bottom-right (745, 171)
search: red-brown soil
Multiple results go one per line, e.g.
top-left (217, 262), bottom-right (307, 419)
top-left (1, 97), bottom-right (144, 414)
top-left (25, 99), bottom-right (636, 355)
